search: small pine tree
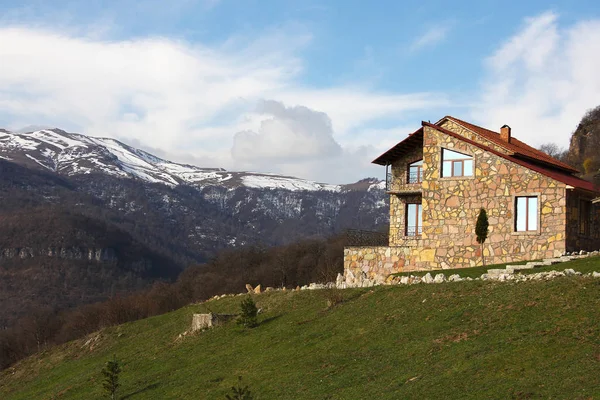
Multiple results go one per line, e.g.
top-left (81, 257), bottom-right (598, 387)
top-left (475, 208), bottom-right (489, 266)
top-left (225, 376), bottom-right (254, 400)
top-left (101, 355), bottom-right (122, 400)
top-left (237, 297), bottom-right (258, 328)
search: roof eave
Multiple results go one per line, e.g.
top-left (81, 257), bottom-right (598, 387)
top-left (371, 128), bottom-right (423, 166)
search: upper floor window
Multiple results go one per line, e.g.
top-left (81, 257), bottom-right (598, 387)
top-left (579, 199), bottom-right (591, 236)
top-left (408, 159), bottom-right (423, 184)
top-left (441, 149), bottom-right (473, 178)
top-left (515, 196), bottom-right (538, 232)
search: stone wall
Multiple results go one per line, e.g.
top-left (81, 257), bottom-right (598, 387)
top-left (565, 190), bottom-right (600, 251)
top-left (191, 313), bottom-right (237, 331)
top-left (344, 244), bottom-right (428, 283)
top-left (345, 123), bottom-right (569, 282)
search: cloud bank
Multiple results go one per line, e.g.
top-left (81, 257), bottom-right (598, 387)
top-left (0, 25), bottom-right (439, 182)
top-left (474, 11), bottom-right (600, 148)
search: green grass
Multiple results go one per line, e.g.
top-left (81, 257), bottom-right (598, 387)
top-left (1, 258), bottom-right (600, 399)
top-left (393, 255), bottom-right (600, 279)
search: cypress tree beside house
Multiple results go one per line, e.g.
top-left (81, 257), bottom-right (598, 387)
top-left (476, 208), bottom-right (489, 266)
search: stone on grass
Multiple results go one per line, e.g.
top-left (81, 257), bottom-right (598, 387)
top-left (422, 273), bottom-right (434, 284)
top-left (433, 273), bottom-right (446, 283)
top-left (448, 274), bottom-right (462, 282)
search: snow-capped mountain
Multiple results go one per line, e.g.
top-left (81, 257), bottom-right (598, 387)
top-left (0, 125), bottom-right (388, 259)
top-left (0, 128), bottom-right (375, 192)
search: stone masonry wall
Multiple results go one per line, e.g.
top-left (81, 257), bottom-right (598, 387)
top-left (420, 125), bottom-right (566, 268)
top-left (439, 119), bottom-right (512, 154)
top-left (344, 244), bottom-right (425, 283)
top-left (566, 190), bottom-right (600, 251)
top-left (389, 194), bottom-right (421, 246)
top-left (345, 124), bottom-right (568, 282)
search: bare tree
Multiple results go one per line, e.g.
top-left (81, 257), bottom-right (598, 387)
top-left (539, 143), bottom-right (567, 161)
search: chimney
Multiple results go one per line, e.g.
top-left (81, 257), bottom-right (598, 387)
top-left (500, 125), bottom-right (511, 143)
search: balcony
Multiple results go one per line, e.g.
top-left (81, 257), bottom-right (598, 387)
top-left (385, 170), bottom-right (423, 194)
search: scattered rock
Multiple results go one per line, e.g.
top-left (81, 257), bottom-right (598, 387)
top-left (254, 285), bottom-right (262, 294)
top-left (245, 284), bottom-right (254, 293)
top-left (336, 273), bottom-right (344, 287)
top-left (448, 274), bottom-right (462, 282)
top-left (422, 273), bottom-right (434, 284)
top-left (433, 273), bottom-right (446, 283)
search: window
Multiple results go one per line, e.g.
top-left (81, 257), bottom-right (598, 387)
top-left (441, 149), bottom-right (474, 178)
top-left (406, 203), bottom-right (422, 236)
top-left (579, 200), bottom-right (591, 236)
top-left (408, 159), bottom-right (423, 184)
top-left (515, 196), bottom-right (538, 232)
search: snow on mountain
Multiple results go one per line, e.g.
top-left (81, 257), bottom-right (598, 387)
top-left (0, 128), bottom-right (371, 192)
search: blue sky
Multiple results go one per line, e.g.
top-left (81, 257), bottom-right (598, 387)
top-left (1, 0), bottom-right (600, 183)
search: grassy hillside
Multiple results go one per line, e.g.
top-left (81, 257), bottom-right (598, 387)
top-left (1, 260), bottom-right (600, 399)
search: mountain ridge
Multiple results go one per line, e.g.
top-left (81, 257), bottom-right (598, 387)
top-left (0, 127), bottom-right (384, 192)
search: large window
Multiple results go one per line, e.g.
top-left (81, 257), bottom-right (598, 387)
top-left (408, 159), bottom-right (423, 184)
top-left (579, 200), bottom-right (591, 236)
top-left (515, 196), bottom-right (538, 232)
top-left (441, 149), bottom-right (473, 178)
top-left (406, 203), bottom-right (422, 236)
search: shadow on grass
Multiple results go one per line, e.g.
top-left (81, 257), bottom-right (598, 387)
top-left (259, 314), bottom-right (283, 326)
top-left (121, 382), bottom-right (160, 399)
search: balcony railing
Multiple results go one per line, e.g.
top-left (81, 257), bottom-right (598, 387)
top-left (407, 169), bottom-right (423, 184)
top-left (345, 229), bottom-right (389, 246)
top-left (385, 172), bottom-right (423, 193)
top-left (405, 226), bottom-right (422, 237)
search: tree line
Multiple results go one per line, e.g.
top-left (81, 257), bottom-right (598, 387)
top-left (0, 234), bottom-right (346, 370)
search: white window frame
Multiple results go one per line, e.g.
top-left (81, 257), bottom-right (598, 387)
top-left (514, 195), bottom-right (540, 233)
top-left (440, 148), bottom-right (474, 178)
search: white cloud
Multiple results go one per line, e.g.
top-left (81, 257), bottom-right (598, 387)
top-left (232, 100), bottom-right (342, 164)
top-left (0, 25), bottom-right (443, 182)
top-left (232, 100), bottom-right (361, 183)
top-left (410, 25), bottom-right (451, 52)
top-left (473, 11), bottom-right (600, 149)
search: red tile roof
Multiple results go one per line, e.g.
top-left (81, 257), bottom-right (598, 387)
top-left (422, 122), bottom-right (599, 194)
top-left (441, 116), bottom-right (579, 173)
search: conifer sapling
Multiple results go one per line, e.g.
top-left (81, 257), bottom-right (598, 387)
top-left (101, 354), bottom-right (122, 400)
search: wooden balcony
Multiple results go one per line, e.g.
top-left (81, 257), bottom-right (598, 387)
top-left (386, 171), bottom-right (423, 194)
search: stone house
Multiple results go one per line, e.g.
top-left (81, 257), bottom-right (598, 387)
top-left (344, 116), bottom-right (600, 282)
